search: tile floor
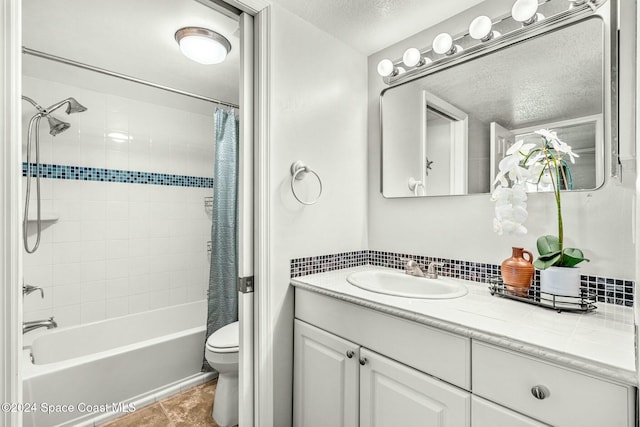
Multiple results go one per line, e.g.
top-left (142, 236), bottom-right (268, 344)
top-left (100, 380), bottom-right (237, 427)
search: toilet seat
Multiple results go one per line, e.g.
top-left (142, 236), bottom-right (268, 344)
top-left (207, 321), bottom-right (239, 353)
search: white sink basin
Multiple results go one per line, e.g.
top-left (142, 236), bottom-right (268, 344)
top-left (346, 269), bottom-right (468, 299)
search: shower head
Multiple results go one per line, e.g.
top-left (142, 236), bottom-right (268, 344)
top-left (23, 95), bottom-right (87, 137)
top-left (64, 97), bottom-right (88, 114)
top-left (46, 115), bottom-right (71, 136)
top-left (45, 97), bottom-right (88, 115)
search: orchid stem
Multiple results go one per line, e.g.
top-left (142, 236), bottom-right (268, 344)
top-left (542, 143), bottom-right (564, 253)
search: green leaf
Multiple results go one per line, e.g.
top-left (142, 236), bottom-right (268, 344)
top-left (560, 248), bottom-right (590, 267)
top-left (538, 250), bottom-right (561, 261)
top-left (536, 235), bottom-right (560, 256)
top-left (533, 253), bottom-right (562, 270)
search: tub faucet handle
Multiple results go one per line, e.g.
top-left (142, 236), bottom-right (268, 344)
top-left (23, 284), bottom-right (44, 299)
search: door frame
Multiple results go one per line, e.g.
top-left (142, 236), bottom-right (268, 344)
top-left (1, 0), bottom-right (24, 426)
top-left (0, 1), bottom-right (273, 426)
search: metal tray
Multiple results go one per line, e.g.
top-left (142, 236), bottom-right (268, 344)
top-left (488, 277), bottom-right (597, 313)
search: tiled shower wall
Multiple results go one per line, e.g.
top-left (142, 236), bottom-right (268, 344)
top-left (22, 75), bottom-right (214, 326)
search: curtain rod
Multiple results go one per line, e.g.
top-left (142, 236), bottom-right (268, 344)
top-left (22, 47), bottom-right (239, 109)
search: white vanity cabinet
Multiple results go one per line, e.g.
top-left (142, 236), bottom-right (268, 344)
top-left (293, 286), bottom-right (635, 427)
top-left (294, 319), bottom-right (470, 427)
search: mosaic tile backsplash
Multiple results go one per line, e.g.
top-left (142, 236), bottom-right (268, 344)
top-left (23, 162), bottom-right (214, 188)
top-left (290, 250), bottom-right (634, 307)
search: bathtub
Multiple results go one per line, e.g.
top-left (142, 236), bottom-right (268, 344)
top-left (22, 300), bottom-right (208, 427)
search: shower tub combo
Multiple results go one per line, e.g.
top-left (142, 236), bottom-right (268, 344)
top-left (22, 300), bottom-right (209, 427)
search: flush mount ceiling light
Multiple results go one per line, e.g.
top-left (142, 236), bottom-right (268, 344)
top-left (174, 27), bottom-right (231, 65)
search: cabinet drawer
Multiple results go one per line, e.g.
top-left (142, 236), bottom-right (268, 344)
top-left (472, 396), bottom-right (549, 427)
top-left (472, 341), bottom-right (632, 427)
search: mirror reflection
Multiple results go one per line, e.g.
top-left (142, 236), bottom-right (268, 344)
top-left (381, 17), bottom-right (604, 198)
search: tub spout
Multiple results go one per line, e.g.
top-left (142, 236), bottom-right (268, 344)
top-left (23, 317), bottom-right (57, 334)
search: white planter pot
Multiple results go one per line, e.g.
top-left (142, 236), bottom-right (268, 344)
top-left (539, 266), bottom-right (581, 297)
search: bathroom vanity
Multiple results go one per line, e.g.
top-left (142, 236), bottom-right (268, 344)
top-left (291, 266), bottom-right (636, 427)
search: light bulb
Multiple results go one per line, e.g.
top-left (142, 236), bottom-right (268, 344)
top-left (402, 48), bottom-right (422, 67)
top-left (433, 33), bottom-right (461, 56)
top-left (512, 0), bottom-right (544, 25)
top-left (469, 16), bottom-right (495, 41)
top-left (377, 59), bottom-right (395, 77)
top-left (567, 0), bottom-right (587, 8)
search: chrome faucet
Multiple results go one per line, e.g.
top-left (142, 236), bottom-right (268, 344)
top-left (23, 317), bottom-right (57, 334)
top-left (425, 262), bottom-right (445, 279)
top-left (404, 259), bottom-right (425, 277)
top-left (23, 284), bottom-right (44, 298)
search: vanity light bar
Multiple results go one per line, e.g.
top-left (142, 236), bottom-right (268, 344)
top-left (378, 0), bottom-right (602, 85)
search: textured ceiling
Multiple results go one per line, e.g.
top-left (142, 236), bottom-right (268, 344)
top-left (23, 0), bottom-right (489, 107)
top-left (268, 0), bottom-right (485, 55)
top-left (22, 0), bottom-right (240, 107)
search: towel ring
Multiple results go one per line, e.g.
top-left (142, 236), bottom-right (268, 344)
top-left (290, 161), bottom-right (323, 205)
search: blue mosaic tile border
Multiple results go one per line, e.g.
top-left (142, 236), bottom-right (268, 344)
top-left (291, 250), bottom-right (634, 307)
top-left (22, 162), bottom-right (213, 188)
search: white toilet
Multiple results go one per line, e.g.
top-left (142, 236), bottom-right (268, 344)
top-left (205, 321), bottom-right (239, 427)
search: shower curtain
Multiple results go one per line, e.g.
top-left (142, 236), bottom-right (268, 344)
top-left (205, 108), bottom-right (239, 355)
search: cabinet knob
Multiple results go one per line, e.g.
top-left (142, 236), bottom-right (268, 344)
top-left (346, 350), bottom-right (355, 359)
top-left (359, 357), bottom-right (368, 366)
top-left (531, 385), bottom-right (550, 400)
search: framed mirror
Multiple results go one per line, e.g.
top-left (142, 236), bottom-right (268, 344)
top-left (381, 16), bottom-right (606, 198)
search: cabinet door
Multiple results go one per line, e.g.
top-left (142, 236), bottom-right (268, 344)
top-left (293, 320), bottom-right (359, 427)
top-left (472, 396), bottom-right (550, 427)
top-left (360, 348), bottom-right (470, 427)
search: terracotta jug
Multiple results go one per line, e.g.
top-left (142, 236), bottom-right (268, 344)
top-left (501, 247), bottom-right (534, 297)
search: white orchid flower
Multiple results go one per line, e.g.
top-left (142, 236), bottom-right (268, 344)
top-left (493, 216), bottom-right (527, 236)
top-left (506, 140), bottom-right (536, 156)
top-left (495, 203), bottom-right (528, 224)
top-left (491, 185), bottom-right (527, 205)
top-left (491, 128), bottom-right (578, 236)
top-left (534, 129), bottom-right (558, 141)
top-left (556, 142), bottom-right (580, 163)
top-left (497, 218), bottom-right (528, 236)
top-left (494, 152), bottom-right (526, 187)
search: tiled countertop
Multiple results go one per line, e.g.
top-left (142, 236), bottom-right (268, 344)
top-left (291, 265), bottom-right (637, 386)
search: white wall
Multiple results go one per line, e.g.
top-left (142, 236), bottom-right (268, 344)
top-left (266, 5), bottom-right (368, 426)
top-left (367, 0), bottom-right (636, 281)
top-left (21, 74), bottom-right (214, 326)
